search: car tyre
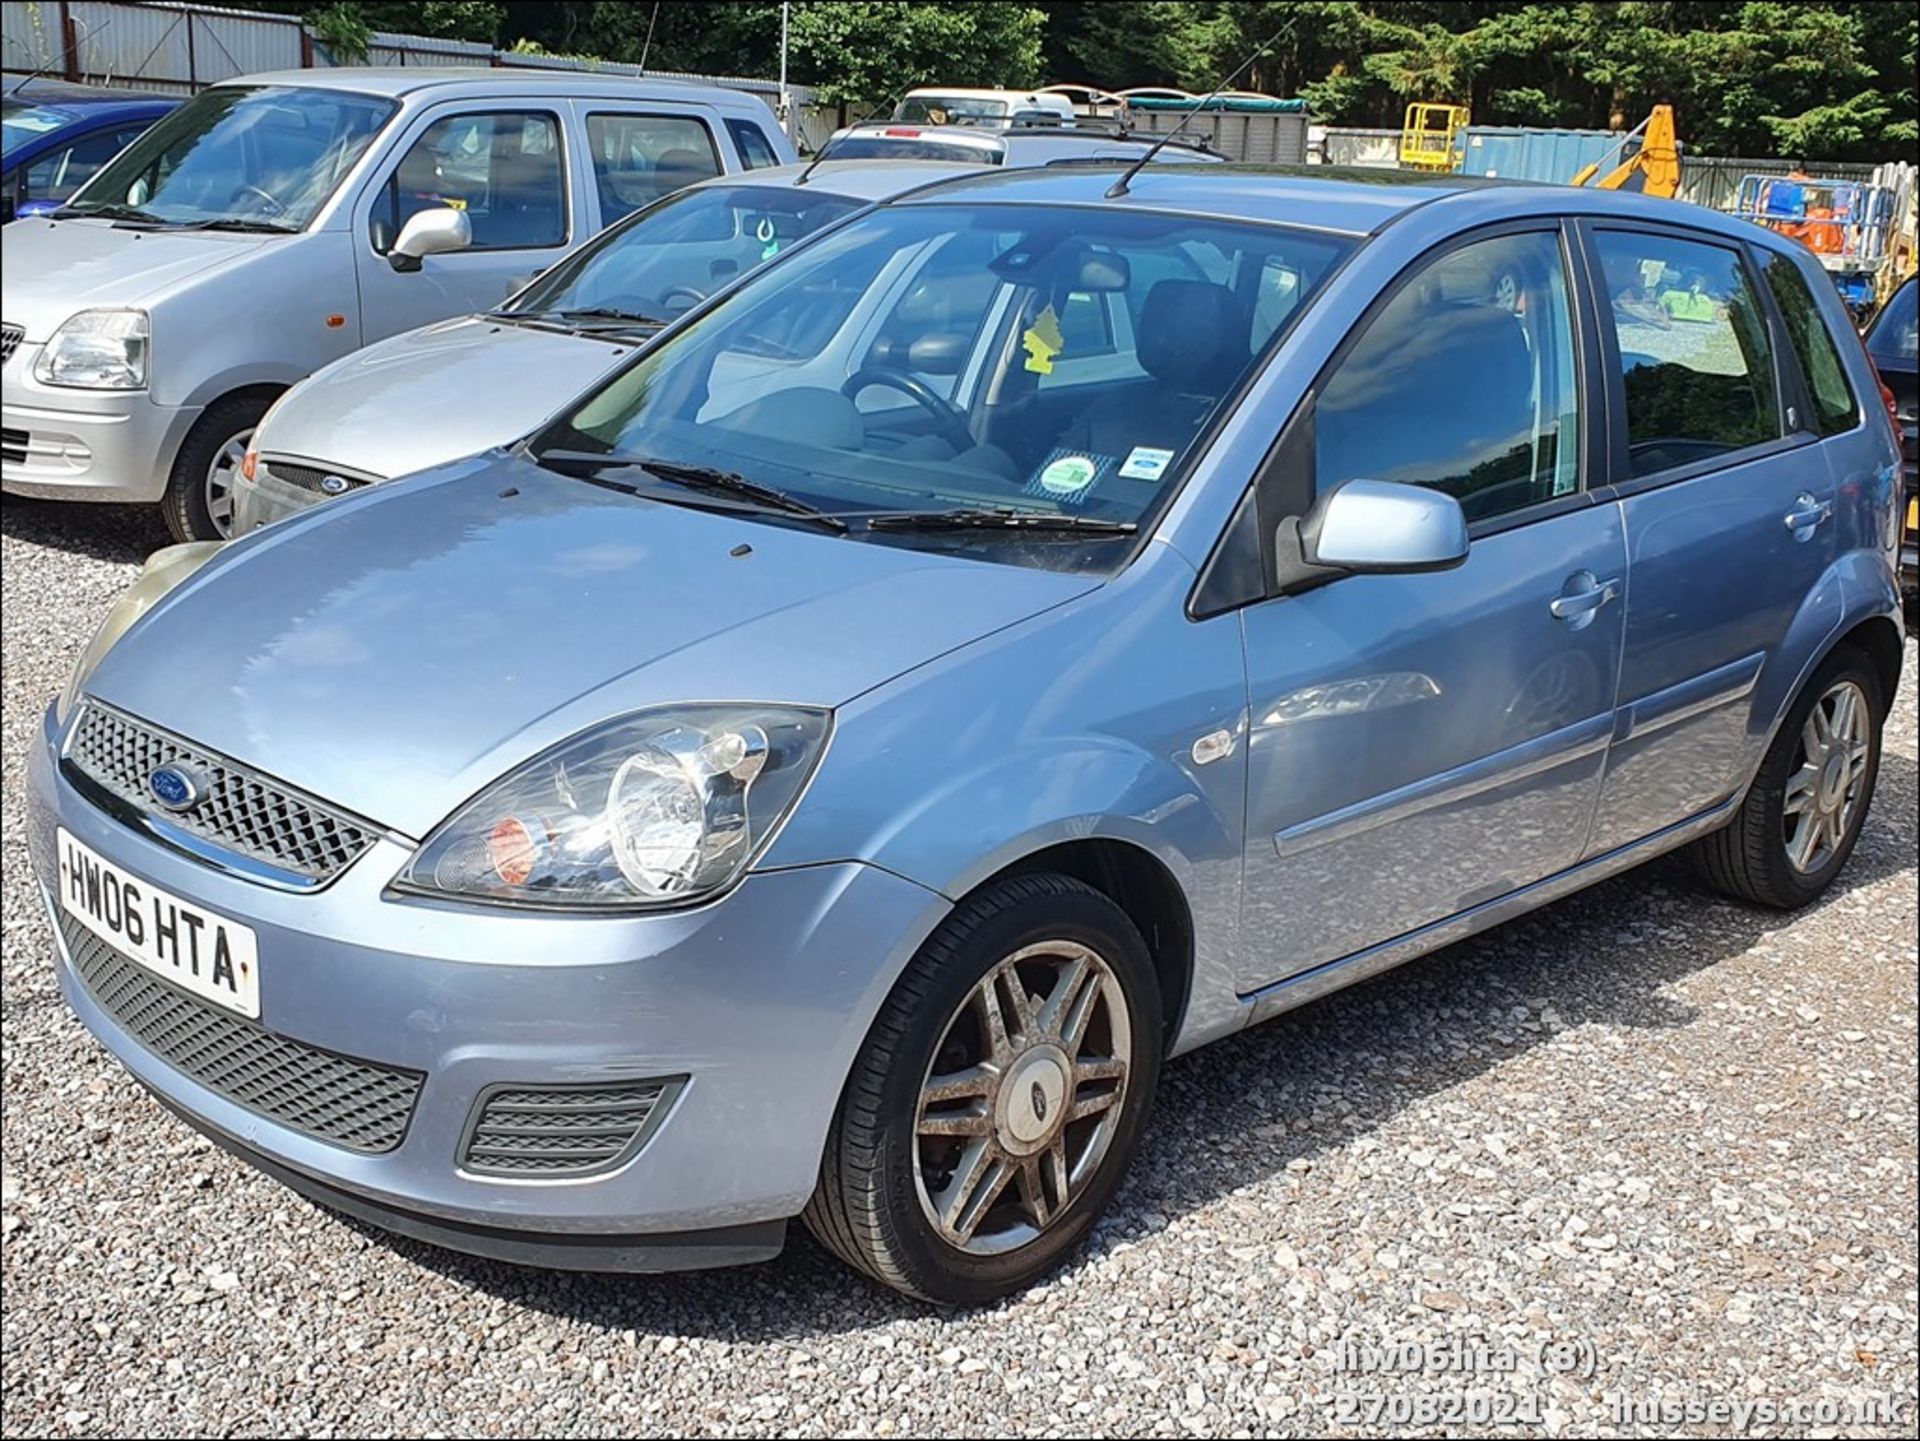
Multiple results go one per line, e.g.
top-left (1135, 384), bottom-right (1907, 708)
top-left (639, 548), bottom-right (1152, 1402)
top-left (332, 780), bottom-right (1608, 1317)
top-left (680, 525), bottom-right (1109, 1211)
top-left (161, 393), bottom-right (270, 542)
top-left (805, 873), bottom-right (1162, 1305)
top-left (1689, 645), bottom-right (1883, 908)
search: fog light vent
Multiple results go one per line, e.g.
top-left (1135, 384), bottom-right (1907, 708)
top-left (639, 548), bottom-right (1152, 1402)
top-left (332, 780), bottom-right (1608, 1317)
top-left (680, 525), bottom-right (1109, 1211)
top-left (459, 1078), bottom-right (682, 1177)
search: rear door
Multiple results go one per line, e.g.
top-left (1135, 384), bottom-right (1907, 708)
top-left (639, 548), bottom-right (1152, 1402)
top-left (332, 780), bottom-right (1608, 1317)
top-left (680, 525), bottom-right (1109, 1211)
top-left (1237, 224), bottom-right (1627, 988)
top-left (353, 105), bottom-right (573, 340)
top-left (1581, 223), bottom-right (1839, 855)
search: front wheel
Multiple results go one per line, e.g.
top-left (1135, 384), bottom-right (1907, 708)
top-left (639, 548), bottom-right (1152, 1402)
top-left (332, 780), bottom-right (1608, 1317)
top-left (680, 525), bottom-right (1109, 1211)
top-left (161, 394), bottom-right (271, 542)
top-left (805, 873), bottom-right (1162, 1304)
top-left (1689, 646), bottom-right (1883, 908)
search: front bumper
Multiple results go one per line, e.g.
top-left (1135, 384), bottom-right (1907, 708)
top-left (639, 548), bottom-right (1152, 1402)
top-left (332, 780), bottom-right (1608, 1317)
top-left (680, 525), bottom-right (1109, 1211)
top-left (28, 700), bottom-right (948, 1266)
top-left (2, 342), bottom-right (195, 503)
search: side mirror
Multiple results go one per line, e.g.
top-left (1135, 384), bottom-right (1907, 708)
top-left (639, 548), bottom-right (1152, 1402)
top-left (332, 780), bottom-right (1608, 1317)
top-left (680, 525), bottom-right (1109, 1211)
top-left (388, 206), bottom-right (471, 273)
top-left (1275, 479), bottom-right (1469, 593)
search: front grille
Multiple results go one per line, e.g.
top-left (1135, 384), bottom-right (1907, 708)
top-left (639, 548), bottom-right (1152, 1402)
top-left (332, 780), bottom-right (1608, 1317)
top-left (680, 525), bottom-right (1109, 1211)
top-left (261, 459), bottom-right (377, 495)
top-left (60, 911), bottom-right (422, 1153)
top-left (461, 1079), bottom-right (680, 1176)
top-left (1, 323), bottom-right (21, 365)
top-left (65, 702), bottom-right (377, 884)
top-left (1, 427), bottom-right (24, 466)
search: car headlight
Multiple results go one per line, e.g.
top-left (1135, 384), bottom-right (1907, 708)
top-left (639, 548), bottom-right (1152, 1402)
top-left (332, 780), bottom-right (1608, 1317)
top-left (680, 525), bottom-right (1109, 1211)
top-left (59, 541), bottom-right (224, 723)
top-left (34, 309), bottom-right (150, 390)
top-left (396, 705), bottom-right (831, 909)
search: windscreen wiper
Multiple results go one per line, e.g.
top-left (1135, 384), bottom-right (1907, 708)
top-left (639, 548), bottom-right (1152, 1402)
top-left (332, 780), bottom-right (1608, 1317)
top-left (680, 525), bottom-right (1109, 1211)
top-left (547, 306), bottom-right (669, 328)
top-left (50, 201), bottom-right (164, 225)
top-left (182, 217), bottom-right (299, 234)
top-left (538, 450), bottom-right (848, 533)
top-left (863, 507), bottom-right (1138, 537)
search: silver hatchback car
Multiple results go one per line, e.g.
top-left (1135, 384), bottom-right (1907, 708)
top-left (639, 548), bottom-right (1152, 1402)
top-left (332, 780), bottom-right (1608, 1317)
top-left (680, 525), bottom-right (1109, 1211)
top-left (29, 166), bottom-right (1905, 1304)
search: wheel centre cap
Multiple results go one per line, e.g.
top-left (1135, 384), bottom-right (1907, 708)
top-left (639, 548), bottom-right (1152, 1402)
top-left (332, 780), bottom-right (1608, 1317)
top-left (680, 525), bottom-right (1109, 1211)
top-left (997, 1046), bottom-right (1070, 1152)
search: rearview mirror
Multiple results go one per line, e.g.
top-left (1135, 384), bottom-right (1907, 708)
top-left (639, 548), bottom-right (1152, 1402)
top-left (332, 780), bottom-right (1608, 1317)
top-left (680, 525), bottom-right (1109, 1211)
top-left (389, 206), bottom-right (471, 272)
top-left (1274, 479), bottom-right (1469, 593)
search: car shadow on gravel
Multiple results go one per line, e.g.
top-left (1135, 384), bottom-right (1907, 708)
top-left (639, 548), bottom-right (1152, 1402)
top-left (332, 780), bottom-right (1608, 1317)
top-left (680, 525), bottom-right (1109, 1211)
top-left (1, 496), bottom-right (169, 564)
top-left (342, 746), bottom-right (1916, 1339)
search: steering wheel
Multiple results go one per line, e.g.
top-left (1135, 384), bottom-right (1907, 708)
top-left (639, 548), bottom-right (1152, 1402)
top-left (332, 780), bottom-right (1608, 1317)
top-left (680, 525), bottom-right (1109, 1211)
top-left (659, 284), bottom-right (708, 314)
top-left (236, 184), bottom-right (287, 218)
top-left (842, 366), bottom-right (973, 455)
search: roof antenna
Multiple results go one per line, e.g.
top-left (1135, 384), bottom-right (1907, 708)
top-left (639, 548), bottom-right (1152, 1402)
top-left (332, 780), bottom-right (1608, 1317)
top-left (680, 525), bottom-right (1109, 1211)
top-left (1107, 23), bottom-right (1291, 199)
top-left (793, 85), bottom-right (906, 186)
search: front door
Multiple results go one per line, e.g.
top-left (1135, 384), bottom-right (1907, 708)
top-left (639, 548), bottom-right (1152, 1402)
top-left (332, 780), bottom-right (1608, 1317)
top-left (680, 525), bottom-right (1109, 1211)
top-left (353, 107), bottom-right (573, 342)
top-left (1580, 226), bottom-right (1840, 855)
top-left (1236, 227), bottom-right (1627, 989)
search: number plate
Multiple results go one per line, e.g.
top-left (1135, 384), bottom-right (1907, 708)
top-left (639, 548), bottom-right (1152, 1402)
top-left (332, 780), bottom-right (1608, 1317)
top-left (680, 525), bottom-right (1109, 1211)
top-left (56, 829), bottom-right (260, 1019)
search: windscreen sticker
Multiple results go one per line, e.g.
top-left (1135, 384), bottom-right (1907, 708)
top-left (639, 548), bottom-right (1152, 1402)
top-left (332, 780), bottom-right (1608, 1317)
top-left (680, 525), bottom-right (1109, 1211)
top-left (1022, 304), bottom-right (1066, 374)
top-left (1024, 448), bottom-right (1116, 508)
top-left (1119, 446), bottom-right (1176, 482)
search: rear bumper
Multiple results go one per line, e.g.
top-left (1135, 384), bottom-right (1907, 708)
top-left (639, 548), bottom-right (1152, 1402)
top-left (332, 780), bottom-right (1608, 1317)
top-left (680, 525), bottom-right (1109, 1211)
top-left (2, 347), bottom-right (194, 503)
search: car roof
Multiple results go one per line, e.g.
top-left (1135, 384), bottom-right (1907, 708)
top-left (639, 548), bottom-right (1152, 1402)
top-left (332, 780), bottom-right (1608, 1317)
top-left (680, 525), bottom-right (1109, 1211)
top-left (889, 163), bottom-right (1500, 236)
top-left (884, 162), bottom-right (1787, 242)
top-left (2, 78), bottom-right (174, 108)
top-left (687, 159), bottom-right (988, 202)
top-left (224, 67), bottom-right (769, 108)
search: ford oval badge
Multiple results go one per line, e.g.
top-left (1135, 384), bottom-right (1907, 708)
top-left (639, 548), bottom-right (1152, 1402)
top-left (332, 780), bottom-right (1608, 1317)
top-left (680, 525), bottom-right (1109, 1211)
top-left (148, 764), bottom-right (206, 812)
top-left (319, 474), bottom-right (351, 496)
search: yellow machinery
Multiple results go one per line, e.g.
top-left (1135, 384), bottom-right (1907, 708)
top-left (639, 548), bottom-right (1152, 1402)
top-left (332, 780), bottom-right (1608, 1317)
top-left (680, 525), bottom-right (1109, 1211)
top-left (1400, 102), bottom-right (1468, 171)
top-left (1571, 104), bottom-right (1681, 198)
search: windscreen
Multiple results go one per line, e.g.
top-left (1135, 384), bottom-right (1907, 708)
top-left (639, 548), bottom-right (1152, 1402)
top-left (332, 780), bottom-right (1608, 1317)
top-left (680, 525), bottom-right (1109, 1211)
top-left (535, 203), bottom-right (1352, 572)
top-left (66, 85), bottom-right (394, 229)
top-left (824, 135), bottom-right (1001, 164)
top-left (1867, 281), bottom-right (1917, 365)
top-left (512, 183), bottom-right (865, 325)
top-left (897, 96), bottom-right (1010, 125)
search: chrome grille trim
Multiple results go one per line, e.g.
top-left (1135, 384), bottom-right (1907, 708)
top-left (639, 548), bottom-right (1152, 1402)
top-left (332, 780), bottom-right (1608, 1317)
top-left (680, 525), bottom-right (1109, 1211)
top-left (64, 702), bottom-right (377, 884)
top-left (0, 323), bottom-right (21, 365)
top-left (460, 1079), bottom-right (682, 1177)
top-left (59, 910), bottom-right (422, 1153)
top-left (259, 458), bottom-right (380, 494)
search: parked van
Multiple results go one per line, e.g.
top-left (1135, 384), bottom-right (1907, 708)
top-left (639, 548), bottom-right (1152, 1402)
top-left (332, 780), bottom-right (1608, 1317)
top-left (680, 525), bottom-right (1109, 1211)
top-left (0, 68), bottom-right (791, 538)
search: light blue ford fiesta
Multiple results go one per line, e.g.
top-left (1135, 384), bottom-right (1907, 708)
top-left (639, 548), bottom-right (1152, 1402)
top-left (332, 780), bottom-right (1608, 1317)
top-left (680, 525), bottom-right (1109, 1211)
top-left (28, 164), bottom-right (1905, 1303)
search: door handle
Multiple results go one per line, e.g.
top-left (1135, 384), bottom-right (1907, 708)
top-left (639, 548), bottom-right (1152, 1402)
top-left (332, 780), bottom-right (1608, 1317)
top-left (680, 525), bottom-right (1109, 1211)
top-left (1782, 492), bottom-right (1833, 538)
top-left (1549, 574), bottom-right (1620, 622)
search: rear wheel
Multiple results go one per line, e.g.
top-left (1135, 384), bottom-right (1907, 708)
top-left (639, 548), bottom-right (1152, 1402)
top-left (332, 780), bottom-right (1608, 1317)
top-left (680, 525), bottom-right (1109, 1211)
top-left (1690, 647), bottom-right (1882, 908)
top-left (805, 873), bottom-right (1162, 1304)
top-left (161, 394), bottom-right (270, 542)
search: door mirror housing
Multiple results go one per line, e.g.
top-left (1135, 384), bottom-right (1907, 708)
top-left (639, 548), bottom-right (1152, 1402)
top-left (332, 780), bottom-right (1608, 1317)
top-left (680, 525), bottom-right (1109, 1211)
top-left (1274, 479), bottom-right (1469, 594)
top-left (388, 206), bottom-right (471, 272)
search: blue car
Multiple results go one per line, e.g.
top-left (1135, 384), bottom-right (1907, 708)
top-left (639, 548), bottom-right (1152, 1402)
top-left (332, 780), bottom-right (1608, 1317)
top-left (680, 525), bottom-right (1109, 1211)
top-left (29, 165), bottom-right (1906, 1303)
top-left (1, 80), bottom-right (177, 223)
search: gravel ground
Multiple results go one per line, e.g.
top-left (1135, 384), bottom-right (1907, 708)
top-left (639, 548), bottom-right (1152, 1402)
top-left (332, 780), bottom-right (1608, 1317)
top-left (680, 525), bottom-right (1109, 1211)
top-left (2, 495), bottom-right (1915, 1439)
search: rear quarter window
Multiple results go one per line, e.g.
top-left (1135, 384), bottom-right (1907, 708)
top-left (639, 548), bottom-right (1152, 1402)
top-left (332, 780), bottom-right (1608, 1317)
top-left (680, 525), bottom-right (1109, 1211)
top-left (1763, 250), bottom-right (1859, 436)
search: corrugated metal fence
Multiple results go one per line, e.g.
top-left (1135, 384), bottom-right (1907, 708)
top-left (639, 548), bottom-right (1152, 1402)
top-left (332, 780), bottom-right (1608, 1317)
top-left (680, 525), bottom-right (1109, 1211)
top-left (2, 0), bottom-right (822, 133)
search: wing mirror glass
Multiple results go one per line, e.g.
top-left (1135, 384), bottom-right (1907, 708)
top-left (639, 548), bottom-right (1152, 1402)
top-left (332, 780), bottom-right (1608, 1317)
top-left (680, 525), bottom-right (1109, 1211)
top-left (389, 206), bottom-right (471, 272)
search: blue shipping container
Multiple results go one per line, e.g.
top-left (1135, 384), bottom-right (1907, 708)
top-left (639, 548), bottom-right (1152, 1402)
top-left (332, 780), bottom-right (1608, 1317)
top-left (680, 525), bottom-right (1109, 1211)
top-left (1457, 126), bottom-right (1625, 184)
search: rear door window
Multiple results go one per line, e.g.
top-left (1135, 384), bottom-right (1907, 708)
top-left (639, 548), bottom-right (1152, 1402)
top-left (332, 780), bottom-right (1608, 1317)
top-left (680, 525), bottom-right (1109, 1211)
top-left (587, 113), bottom-right (721, 222)
top-left (1592, 229), bottom-right (1783, 477)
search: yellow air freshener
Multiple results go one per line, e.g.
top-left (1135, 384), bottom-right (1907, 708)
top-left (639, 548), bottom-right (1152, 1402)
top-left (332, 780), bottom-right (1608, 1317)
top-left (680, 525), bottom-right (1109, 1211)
top-left (1022, 304), bottom-right (1065, 375)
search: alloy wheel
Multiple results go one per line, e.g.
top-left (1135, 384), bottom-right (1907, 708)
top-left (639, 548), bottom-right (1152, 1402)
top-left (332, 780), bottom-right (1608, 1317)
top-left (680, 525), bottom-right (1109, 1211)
top-left (203, 428), bottom-right (253, 538)
top-left (1782, 678), bottom-right (1870, 875)
top-left (913, 940), bottom-right (1133, 1256)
